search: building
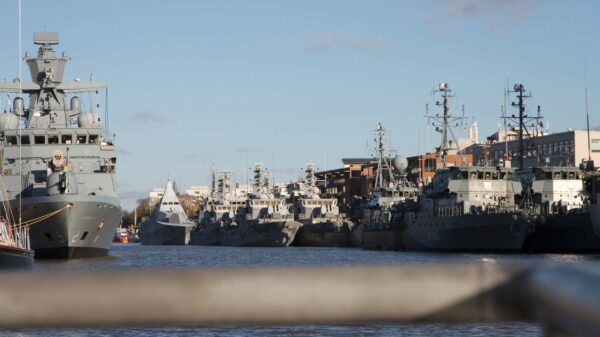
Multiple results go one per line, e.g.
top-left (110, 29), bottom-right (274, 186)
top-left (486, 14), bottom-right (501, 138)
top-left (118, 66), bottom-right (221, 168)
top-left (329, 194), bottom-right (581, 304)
top-left (406, 152), bottom-right (473, 185)
top-left (470, 130), bottom-right (600, 168)
top-left (185, 186), bottom-right (211, 200)
top-left (148, 187), bottom-right (165, 205)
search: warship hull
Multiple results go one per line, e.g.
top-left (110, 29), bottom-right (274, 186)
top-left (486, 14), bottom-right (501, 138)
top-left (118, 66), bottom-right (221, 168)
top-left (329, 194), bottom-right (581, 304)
top-left (361, 229), bottom-right (403, 250)
top-left (401, 213), bottom-right (532, 252)
top-left (591, 201), bottom-right (600, 237)
top-left (293, 221), bottom-right (353, 247)
top-left (220, 220), bottom-right (301, 247)
top-left (189, 222), bottom-right (221, 246)
top-left (526, 212), bottom-right (600, 253)
top-left (0, 246), bottom-right (34, 269)
top-left (139, 221), bottom-right (193, 245)
top-left (15, 195), bottom-right (121, 259)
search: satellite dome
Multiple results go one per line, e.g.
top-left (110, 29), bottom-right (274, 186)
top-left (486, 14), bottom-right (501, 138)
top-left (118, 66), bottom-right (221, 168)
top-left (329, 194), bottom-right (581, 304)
top-left (392, 155), bottom-right (408, 173)
top-left (78, 112), bottom-right (100, 128)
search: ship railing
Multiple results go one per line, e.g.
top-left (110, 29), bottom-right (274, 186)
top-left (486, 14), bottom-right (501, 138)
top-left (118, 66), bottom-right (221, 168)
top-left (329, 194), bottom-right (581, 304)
top-left (1, 264), bottom-right (600, 336)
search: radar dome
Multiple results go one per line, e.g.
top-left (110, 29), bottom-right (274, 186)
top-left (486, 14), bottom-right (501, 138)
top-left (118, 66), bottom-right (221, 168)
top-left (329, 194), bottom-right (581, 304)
top-left (0, 112), bottom-right (19, 131)
top-left (77, 112), bottom-right (100, 128)
top-left (392, 155), bottom-right (408, 173)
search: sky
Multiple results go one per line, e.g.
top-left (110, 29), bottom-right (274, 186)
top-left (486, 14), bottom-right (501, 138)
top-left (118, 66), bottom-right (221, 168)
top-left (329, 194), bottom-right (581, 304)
top-left (0, 0), bottom-right (598, 210)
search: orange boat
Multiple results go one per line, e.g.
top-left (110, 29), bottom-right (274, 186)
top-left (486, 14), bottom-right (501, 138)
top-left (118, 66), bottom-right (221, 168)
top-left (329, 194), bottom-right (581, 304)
top-left (113, 228), bottom-right (129, 244)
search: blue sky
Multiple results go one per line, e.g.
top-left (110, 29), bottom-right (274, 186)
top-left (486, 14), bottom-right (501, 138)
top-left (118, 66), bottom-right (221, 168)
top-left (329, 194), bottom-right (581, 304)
top-left (0, 0), bottom-right (598, 210)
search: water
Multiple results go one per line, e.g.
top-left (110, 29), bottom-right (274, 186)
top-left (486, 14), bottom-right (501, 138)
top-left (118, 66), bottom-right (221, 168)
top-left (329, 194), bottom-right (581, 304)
top-left (6, 244), bottom-right (600, 336)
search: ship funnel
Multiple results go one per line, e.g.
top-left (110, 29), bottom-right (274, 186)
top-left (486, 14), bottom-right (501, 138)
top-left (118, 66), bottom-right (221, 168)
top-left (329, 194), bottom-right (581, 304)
top-left (392, 155), bottom-right (408, 173)
top-left (70, 96), bottom-right (81, 113)
top-left (13, 97), bottom-right (24, 115)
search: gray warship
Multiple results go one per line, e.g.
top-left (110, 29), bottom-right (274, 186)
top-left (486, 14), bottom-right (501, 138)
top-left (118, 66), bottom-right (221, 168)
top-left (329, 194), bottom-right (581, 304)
top-left (139, 180), bottom-right (195, 245)
top-left (292, 163), bottom-right (354, 247)
top-left (219, 163), bottom-right (301, 247)
top-left (360, 123), bottom-right (419, 251)
top-left (397, 83), bottom-right (535, 252)
top-left (500, 84), bottom-right (600, 252)
top-left (590, 174), bottom-right (600, 235)
top-left (0, 32), bottom-right (120, 258)
top-left (190, 171), bottom-right (243, 246)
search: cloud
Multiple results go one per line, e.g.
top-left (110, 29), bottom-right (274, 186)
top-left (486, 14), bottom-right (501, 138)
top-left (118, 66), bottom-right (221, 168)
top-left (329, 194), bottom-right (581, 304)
top-left (129, 110), bottom-right (163, 124)
top-left (424, 0), bottom-right (539, 31)
top-left (303, 33), bottom-right (381, 54)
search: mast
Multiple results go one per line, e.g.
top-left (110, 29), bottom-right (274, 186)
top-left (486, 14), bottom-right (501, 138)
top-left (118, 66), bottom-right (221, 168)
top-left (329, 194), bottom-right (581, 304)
top-left (504, 84), bottom-right (543, 169)
top-left (425, 82), bottom-right (466, 168)
top-left (586, 86), bottom-right (592, 161)
top-left (373, 123), bottom-right (395, 189)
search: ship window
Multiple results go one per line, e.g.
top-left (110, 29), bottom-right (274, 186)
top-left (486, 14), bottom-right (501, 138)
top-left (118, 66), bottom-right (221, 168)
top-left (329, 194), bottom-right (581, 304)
top-left (5, 136), bottom-right (17, 145)
top-left (461, 172), bottom-right (468, 179)
top-left (80, 231), bottom-right (88, 240)
top-left (20, 135), bottom-right (30, 145)
top-left (34, 135), bottom-right (46, 144)
top-left (77, 135), bottom-right (87, 144)
top-left (89, 135), bottom-right (99, 144)
top-left (61, 135), bottom-right (72, 144)
top-left (477, 172), bottom-right (484, 179)
top-left (44, 233), bottom-right (53, 241)
top-left (48, 135), bottom-right (59, 144)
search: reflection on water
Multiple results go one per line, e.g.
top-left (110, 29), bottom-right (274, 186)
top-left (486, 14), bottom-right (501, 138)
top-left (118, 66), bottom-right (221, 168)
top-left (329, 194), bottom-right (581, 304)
top-left (6, 244), bottom-right (598, 336)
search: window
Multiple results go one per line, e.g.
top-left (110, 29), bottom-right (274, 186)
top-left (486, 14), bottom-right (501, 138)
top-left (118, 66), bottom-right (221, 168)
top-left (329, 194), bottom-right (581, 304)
top-left (48, 135), bottom-right (59, 144)
top-left (5, 136), bottom-right (17, 145)
top-left (592, 139), bottom-right (600, 153)
top-left (62, 135), bottom-right (72, 144)
top-left (20, 135), bottom-right (30, 145)
top-left (89, 135), bottom-right (99, 144)
top-left (424, 159), bottom-right (436, 172)
top-left (77, 135), bottom-right (87, 144)
top-left (34, 135), bottom-right (45, 144)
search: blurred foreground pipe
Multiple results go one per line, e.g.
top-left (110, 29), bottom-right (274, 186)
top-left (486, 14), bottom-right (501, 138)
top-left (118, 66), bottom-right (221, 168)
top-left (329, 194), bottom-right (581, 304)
top-left (0, 265), bottom-right (522, 328)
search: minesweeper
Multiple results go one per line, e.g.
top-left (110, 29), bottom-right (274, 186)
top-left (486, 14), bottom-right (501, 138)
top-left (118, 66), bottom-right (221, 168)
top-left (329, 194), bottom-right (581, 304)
top-left (518, 164), bottom-right (600, 252)
top-left (360, 124), bottom-right (419, 251)
top-left (220, 163), bottom-right (301, 247)
top-left (292, 163), bottom-right (354, 247)
top-left (190, 171), bottom-right (244, 245)
top-left (139, 180), bottom-right (195, 245)
top-left (0, 32), bottom-right (120, 258)
top-left (396, 83), bottom-right (535, 252)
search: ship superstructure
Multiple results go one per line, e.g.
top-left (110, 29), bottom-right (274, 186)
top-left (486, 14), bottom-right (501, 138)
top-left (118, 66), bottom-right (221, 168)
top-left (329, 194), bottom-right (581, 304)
top-left (360, 123), bottom-right (419, 250)
top-left (0, 32), bottom-right (120, 258)
top-left (219, 163), bottom-right (301, 247)
top-left (292, 163), bottom-right (354, 247)
top-left (190, 171), bottom-right (244, 245)
top-left (397, 83), bottom-right (534, 252)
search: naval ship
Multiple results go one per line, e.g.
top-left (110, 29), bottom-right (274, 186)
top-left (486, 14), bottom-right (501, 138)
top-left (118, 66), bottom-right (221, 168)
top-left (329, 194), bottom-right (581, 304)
top-left (397, 83), bottom-right (535, 252)
top-left (519, 165), bottom-right (600, 252)
top-left (219, 163), bottom-right (302, 247)
top-left (0, 32), bottom-right (120, 258)
top-left (360, 123), bottom-right (419, 251)
top-left (590, 173), bottom-right (600, 235)
top-left (190, 171), bottom-right (243, 245)
top-left (139, 180), bottom-right (195, 245)
top-left (291, 163), bottom-right (354, 247)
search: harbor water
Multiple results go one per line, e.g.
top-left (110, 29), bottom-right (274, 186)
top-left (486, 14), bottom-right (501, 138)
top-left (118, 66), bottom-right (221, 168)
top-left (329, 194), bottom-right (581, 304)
top-left (6, 244), bottom-right (600, 336)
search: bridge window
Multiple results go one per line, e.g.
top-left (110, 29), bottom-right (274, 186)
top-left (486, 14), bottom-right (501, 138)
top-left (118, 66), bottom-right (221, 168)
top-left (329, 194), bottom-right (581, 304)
top-left (20, 136), bottom-right (30, 145)
top-left (5, 136), bottom-right (17, 145)
top-left (89, 135), bottom-right (99, 144)
top-left (77, 135), bottom-right (87, 144)
top-left (34, 135), bottom-right (45, 144)
top-left (61, 135), bottom-right (72, 144)
top-left (49, 135), bottom-right (59, 144)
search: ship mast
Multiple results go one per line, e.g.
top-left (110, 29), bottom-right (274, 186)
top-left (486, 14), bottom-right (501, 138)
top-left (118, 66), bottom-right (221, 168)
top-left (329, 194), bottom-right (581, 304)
top-left (426, 82), bottom-right (466, 168)
top-left (373, 123), bottom-right (395, 189)
top-left (503, 84), bottom-right (543, 169)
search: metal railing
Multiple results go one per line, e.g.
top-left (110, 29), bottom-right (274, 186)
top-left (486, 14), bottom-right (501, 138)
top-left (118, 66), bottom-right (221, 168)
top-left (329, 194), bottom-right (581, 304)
top-left (0, 264), bottom-right (598, 336)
